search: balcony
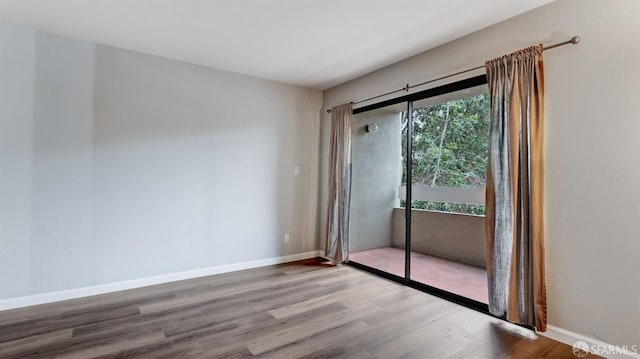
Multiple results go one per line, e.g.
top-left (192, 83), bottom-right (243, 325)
top-left (349, 207), bottom-right (488, 303)
top-left (350, 92), bottom-right (490, 303)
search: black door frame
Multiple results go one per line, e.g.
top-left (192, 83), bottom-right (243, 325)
top-left (347, 74), bottom-right (490, 315)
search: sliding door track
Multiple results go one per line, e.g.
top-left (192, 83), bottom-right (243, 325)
top-left (346, 260), bottom-right (489, 315)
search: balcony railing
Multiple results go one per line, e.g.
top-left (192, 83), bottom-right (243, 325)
top-left (398, 184), bottom-right (485, 205)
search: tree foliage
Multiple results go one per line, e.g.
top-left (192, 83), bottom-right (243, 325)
top-left (401, 93), bottom-right (490, 215)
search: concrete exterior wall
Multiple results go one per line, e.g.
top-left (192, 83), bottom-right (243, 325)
top-left (349, 109), bottom-right (402, 252)
top-left (392, 209), bottom-right (486, 268)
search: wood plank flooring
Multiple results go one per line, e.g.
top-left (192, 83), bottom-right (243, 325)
top-left (0, 258), bottom-right (586, 358)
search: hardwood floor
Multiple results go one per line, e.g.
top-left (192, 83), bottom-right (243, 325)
top-left (0, 258), bottom-right (585, 358)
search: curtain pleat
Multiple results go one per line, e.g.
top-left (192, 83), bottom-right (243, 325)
top-left (485, 45), bottom-right (547, 331)
top-left (325, 103), bottom-right (353, 265)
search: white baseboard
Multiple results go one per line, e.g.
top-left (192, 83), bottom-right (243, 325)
top-left (0, 250), bottom-right (324, 311)
top-left (542, 325), bottom-right (639, 359)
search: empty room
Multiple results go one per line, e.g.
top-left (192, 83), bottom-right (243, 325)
top-left (0, 0), bottom-right (638, 358)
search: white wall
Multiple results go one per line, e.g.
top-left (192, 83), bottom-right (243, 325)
top-left (322, 0), bottom-right (640, 348)
top-left (0, 22), bottom-right (36, 298)
top-left (0, 23), bottom-right (322, 300)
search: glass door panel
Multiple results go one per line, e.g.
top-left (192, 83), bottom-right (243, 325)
top-left (348, 103), bottom-right (406, 278)
top-left (409, 85), bottom-right (490, 303)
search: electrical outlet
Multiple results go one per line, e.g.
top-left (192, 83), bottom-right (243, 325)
top-left (293, 166), bottom-right (300, 176)
top-left (284, 234), bottom-right (290, 244)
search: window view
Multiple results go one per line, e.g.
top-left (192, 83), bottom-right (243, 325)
top-left (402, 93), bottom-right (490, 215)
top-left (349, 78), bottom-right (490, 305)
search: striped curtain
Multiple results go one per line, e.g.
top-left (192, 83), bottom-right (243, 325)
top-left (485, 45), bottom-right (547, 331)
top-left (324, 103), bottom-right (353, 265)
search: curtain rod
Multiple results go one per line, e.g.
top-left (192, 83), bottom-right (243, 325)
top-left (327, 36), bottom-right (580, 113)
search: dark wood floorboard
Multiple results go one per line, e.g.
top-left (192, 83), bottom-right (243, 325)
top-left (0, 258), bottom-right (594, 358)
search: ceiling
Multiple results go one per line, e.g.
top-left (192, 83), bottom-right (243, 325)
top-left (0, 0), bottom-right (554, 89)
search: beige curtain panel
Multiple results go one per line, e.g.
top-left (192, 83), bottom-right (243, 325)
top-left (485, 45), bottom-right (547, 331)
top-left (324, 103), bottom-right (353, 265)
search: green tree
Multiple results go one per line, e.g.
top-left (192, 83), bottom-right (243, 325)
top-left (401, 93), bottom-right (490, 215)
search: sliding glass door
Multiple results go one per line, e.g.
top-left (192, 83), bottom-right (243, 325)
top-left (348, 103), bottom-right (406, 278)
top-left (408, 86), bottom-right (489, 303)
top-left (348, 76), bottom-right (490, 308)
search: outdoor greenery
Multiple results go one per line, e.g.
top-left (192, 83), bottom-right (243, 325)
top-left (401, 93), bottom-right (490, 215)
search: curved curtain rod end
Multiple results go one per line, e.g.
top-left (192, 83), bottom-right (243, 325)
top-left (570, 36), bottom-right (580, 44)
